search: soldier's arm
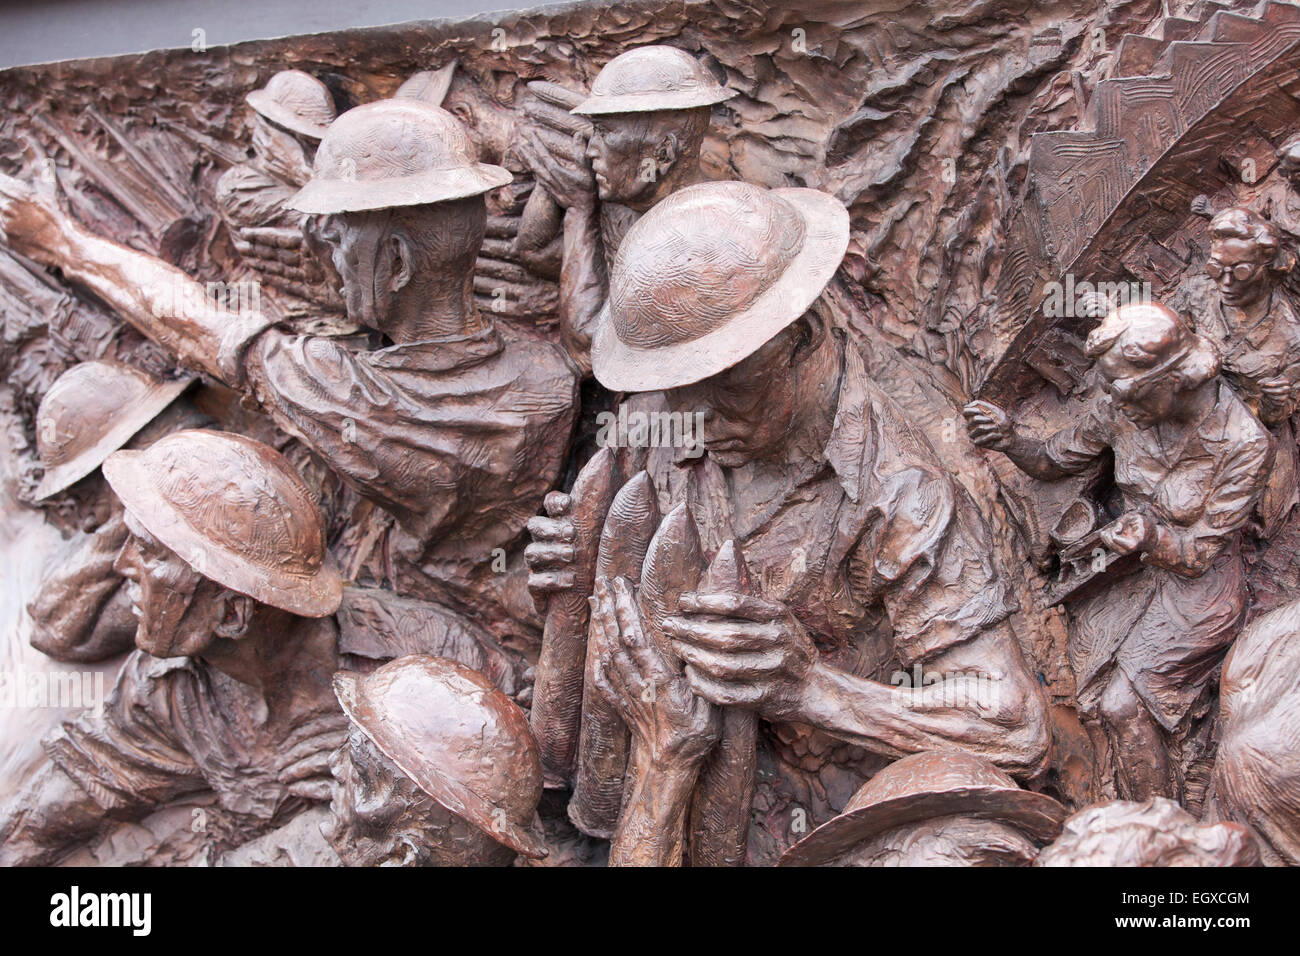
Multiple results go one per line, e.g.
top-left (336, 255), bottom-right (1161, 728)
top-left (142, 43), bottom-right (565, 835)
top-left (790, 624), bottom-right (1051, 777)
top-left (965, 398), bottom-right (1111, 481)
top-left (28, 511), bottom-right (136, 662)
top-left (557, 205), bottom-right (606, 377)
top-left (0, 172), bottom-right (270, 384)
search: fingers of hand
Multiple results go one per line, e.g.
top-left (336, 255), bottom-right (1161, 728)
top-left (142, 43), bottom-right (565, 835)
top-left (677, 590), bottom-right (783, 622)
top-left (523, 96), bottom-right (589, 138)
top-left (671, 639), bottom-right (784, 682)
top-left (683, 667), bottom-right (765, 707)
top-left (662, 615), bottom-right (781, 652)
top-left (525, 540), bottom-right (574, 570)
top-left (609, 577), bottom-right (646, 645)
top-left (543, 491), bottom-right (572, 517)
top-left (240, 226), bottom-right (301, 248)
top-left (527, 514), bottom-right (575, 543)
top-left (529, 570), bottom-right (575, 593)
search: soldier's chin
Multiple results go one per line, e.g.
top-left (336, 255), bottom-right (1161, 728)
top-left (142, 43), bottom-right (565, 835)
top-left (705, 442), bottom-right (754, 468)
top-left (134, 624), bottom-right (210, 658)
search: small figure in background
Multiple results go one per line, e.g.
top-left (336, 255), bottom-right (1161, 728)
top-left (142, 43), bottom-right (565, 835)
top-left (216, 69), bottom-right (344, 318)
top-left (515, 45), bottom-right (736, 372)
top-left (965, 303), bottom-right (1271, 802)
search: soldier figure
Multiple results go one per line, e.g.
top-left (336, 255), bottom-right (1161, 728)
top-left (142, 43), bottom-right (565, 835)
top-left (0, 100), bottom-right (578, 634)
top-left (530, 181), bottom-right (1050, 865)
top-left (1192, 207), bottom-right (1300, 536)
top-left (965, 303), bottom-right (1272, 802)
top-left (215, 69), bottom-right (343, 318)
top-left (1036, 798), bottom-right (1260, 867)
top-left (778, 751), bottom-right (1066, 867)
top-left (26, 360), bottom-right (199, 662)
top-left (0, 430), bottom-right (345, 865)
top-left (324, 655), bottom-right (548, 866)
top-left (516, 45), bottom-right (735, 371)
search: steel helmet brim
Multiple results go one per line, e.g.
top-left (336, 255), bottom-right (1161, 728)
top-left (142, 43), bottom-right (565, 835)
top-left (34, 375), bottom-right (195, 501)
top-left (591, 186), bottom-right (850, 392)
top-left (102, 447), bottom-right (344, 618)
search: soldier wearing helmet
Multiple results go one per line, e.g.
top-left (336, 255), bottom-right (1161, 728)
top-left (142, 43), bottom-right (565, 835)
top-left (778, 751), bottom-right (1066, 867)
top-left (0, 100), bottom-right (578, 639)
top-left (966, 302), bottom-right (1272, 802)
top-left (323, 655), bottom-right (548, 866)
top-left (0, 430), bottom-right (346, 866)
top-left (216, 69), bottom-right (345, 318)
top-left (515, 45), bottom-right (736, 372)
top-left (25, 360), bottom-right (203, 663)
top-left (528, 181), bottom-right (1049, 865)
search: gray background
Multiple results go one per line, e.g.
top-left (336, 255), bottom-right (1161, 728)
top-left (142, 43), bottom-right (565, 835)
top-left (0, 0), bottom-right (531, 68)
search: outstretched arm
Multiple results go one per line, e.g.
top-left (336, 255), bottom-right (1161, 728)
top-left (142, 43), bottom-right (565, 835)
top-left (0, 172), bottom-right (270, 384)
top-left (964, 399), bottom-right (1110, 481)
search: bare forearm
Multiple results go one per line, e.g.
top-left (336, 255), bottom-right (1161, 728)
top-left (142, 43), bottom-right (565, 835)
top-left (608, 747), bottom-right (702, 867)
top-left (790, 661), bottom-right (1048, 774)
top-left (996, 431), bottom-right (1072, 481)
top-left (59, 225), bottom-right (267, 382)
top-left (558, 206), bottom-right (605, 377)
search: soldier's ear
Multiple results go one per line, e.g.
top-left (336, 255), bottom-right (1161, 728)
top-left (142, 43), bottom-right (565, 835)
top-left (792, 310), bottom-right (829, 364)
top-left (214, 591), bottom-right (255, 640)
top-left (654, 131), bottom-right (681, 175)
top-left (387, 232), bottom-right (413, 293)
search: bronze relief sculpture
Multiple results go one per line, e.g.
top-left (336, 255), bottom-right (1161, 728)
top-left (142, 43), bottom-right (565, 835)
top-left (0, 0), bottom-right (1299, 869)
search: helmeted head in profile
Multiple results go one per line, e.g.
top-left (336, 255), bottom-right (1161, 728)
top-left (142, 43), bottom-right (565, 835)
top-left (243, 70), bottom-right (337, 184)
top-left (570, 45), bottom-right (735, 209)
top-left (1085, 302), bottom-right (1221, 429)
top-left (327, 655), bottom-right (548, 866)
top-left (779, 751), bottom-right (1067, 867)
top-left (246, 69), bottom-right (337, 142)
top-left (287, 99), bottom-right (511, 337)
top-left (104, 429), bottom-right (342, 658)
top-left (33, 360), bottom-right (194, 502)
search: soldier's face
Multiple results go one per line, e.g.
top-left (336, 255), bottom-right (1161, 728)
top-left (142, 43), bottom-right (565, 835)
top-left (113, 510), bottom-right (225, 658)
top-left (319, 213), bottom-right (389, 330)
top-left (665, 326), bottom-right (799, 468)
top-left (586, 112), bottom-right (684, 206)
top-left (319, 200), bottom-right (485, 336)
top-left (1208, 238), bottom-right (1270, 308)
top-left (325, 727), bottom-right (514, 867)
